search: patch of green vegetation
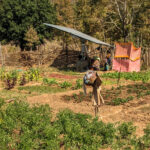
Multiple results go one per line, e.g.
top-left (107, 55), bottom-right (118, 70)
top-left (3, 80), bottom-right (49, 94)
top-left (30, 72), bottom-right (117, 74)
top-left (126, 84), bottom-right (150, 98)
top-left (145, 91), bottom-right (150, 95)
top-left (102, 71), bottom-right (150, 83)
top-left (0, 99), bottom-right (150, 149)
top-left (60, 81), bottom-right (72, 89)
top-left (0, 68), bottom-right (41, 90)
top-left (103, 79), bottom-right (117, 85)
top-left (74, 79), bottom-right (83, 90)
top-left (110, 96), bottom-right (134, 105)
top-left (43, 78), bottom-right (58, 85)
top-left (104, 83), bottom-right (150, 105)
top-left (18, 85), bottom-right (66, 94)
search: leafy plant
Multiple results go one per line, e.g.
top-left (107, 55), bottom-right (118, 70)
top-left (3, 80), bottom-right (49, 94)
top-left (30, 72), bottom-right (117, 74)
top-left (117, 122), bottom-right (136, 139)
top-left (27, 68), bottom-right (40, 81)
top-left (111, 96), bottom-right (133, 105)
top-left (4, 70), bottom-right (19, 90)
top-left (60, 81), bottom-right (72, 89)
top-left (74, 79), bottom-right (83, 90)
top-left (43, 78), bottom-right (58, 85)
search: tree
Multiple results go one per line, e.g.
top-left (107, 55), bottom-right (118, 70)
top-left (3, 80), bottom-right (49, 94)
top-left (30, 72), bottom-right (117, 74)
top-left (74, 0), bottom-right (109, 41)
top-left (0, 0), bottom-right (56, 50)
top-left (24, 26), bottom-right (40, 50)
top-left (104, 0), bottom-right (150, 45)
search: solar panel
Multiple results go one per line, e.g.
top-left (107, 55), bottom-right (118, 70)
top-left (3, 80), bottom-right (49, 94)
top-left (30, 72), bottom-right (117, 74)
top-left (44, 23), bottom-right (113, 47)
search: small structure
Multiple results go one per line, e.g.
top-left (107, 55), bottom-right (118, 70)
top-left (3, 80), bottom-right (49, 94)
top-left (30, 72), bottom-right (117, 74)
top-left (112, 43), bottom-right (141, 72)
top-left (44, 23), bottom-right (113, 71)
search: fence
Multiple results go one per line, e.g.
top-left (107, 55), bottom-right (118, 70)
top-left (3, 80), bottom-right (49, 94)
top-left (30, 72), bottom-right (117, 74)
top-left (141, 47), bottom-right (150, 69)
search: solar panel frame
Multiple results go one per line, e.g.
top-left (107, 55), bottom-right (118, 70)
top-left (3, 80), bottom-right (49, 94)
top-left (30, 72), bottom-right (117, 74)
top-left (44, 23), bottom-right (113, 47)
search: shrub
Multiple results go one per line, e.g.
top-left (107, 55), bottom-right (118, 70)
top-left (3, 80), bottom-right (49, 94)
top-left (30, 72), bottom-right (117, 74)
top-left (60, 81), bottom-right (72, 89)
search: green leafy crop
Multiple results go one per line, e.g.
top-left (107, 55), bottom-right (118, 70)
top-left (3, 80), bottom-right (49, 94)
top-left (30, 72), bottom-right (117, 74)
top-left (60, 81), bottom-right (72, 89)
top-left (102, 71), bottom-right (150, 83)
top-left (0, 98), bottom-right (150, 150)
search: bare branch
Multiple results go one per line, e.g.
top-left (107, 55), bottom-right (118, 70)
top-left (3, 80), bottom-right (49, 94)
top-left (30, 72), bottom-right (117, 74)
top-left (114, 0), bottom-right (123, 21)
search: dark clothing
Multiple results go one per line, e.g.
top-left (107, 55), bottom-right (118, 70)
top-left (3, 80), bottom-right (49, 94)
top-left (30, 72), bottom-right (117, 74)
top-left (91, 60), bottom-right (100, 71)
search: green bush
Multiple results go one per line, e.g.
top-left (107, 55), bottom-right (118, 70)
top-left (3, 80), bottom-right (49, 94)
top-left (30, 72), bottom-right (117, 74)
top-left (60, 81), bottom-right (72, 89)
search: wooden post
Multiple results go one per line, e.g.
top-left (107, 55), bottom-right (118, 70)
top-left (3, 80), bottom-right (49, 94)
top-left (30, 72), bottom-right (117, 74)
top-left (146, 50), bottom-right (148, 68)
top-left (117, 67), bottom-right (121, 86)
top-left (148, 49), bottom-right (150, 68)
top-left (0, 42), bottom-right (4, 67)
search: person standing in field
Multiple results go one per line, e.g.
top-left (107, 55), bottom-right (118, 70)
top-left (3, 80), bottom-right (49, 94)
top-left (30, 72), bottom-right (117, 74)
top-left (83, 66), bottom-right (104, 116)
top-left (91, 56), bottom-right (100, 71)
top-left (104, 51), bottom-right (112, 71)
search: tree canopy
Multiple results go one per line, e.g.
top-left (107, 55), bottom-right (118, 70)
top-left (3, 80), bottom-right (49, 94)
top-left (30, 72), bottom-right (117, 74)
top-left (0, 0), bottom-right (56, 49)
top-left (55, 0), bottom-right (150, 47)
top-left (0, 0), bottom-right (149, 49)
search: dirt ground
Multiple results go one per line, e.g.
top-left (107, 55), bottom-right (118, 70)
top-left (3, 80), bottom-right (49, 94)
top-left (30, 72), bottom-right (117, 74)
top-left (27, 82), bottom-right (150, 137)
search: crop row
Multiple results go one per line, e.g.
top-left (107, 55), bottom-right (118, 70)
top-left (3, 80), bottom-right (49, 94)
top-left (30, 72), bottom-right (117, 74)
top-left (101, 71), bottom-right (150, 83)
top-left (0, 98), bottom-right (149, 150)
top-left (0, 68), bottom-right (83, 90)
top-left (0, 68), bottom-right (40, 89)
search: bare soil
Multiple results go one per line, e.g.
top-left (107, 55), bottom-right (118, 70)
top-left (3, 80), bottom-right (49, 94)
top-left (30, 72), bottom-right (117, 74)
top-left (49, 73), bottom-right (79, 80)
top-left (27, 84), bottom-right (150, 137)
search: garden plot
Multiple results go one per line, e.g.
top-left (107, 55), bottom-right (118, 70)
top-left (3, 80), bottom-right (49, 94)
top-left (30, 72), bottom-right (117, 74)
top-left (0, 67), bottom-right (150, 138)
